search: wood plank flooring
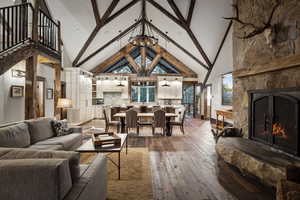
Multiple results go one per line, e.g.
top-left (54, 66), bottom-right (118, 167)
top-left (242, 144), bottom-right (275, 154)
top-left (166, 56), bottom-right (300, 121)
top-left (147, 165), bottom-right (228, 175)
top-left (83, 117), bottom-right (275, 200)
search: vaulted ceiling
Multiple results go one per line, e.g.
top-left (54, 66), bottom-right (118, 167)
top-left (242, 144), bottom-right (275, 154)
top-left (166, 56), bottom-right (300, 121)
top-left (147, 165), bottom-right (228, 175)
top-left (46, 0), bottom-right (233, 83)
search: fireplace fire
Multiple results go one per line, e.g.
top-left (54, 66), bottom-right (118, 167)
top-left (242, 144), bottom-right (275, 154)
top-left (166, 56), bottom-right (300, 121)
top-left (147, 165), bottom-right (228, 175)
top-left (272, 123), bottom-right (287, 139)
top-left (249, 88), bottom-right (300, 155)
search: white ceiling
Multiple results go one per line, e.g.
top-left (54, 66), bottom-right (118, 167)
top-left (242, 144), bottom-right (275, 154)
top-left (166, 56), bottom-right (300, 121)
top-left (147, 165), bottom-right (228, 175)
top-left (46, 0), bottom-right (233, 83)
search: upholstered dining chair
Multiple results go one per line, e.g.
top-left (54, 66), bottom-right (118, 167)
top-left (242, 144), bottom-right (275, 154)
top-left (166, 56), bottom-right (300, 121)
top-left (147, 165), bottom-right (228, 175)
top-left (152, 109), bottom-right (166, 136)
top-left (165, 106), bottom-right (175, 113)
top-left (152, 106), bottom-right (161, 112)
top-left (111, 106), bottom-right (120, 121)
top-left (103, 109), bottom-right (120, 132)
top-left (125, 109), bottom-right (139, 135)
top-left (170, 109), bottom-right (186, 135)
top-left (139, 105), bottom-right (152, 128)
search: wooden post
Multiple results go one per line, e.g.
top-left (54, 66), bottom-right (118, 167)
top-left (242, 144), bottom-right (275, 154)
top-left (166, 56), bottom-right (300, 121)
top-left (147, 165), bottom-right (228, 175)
top-left (57, 21), bottom-right (61, 53)
top-left (25, 55), bottom-right (38, 119)
top-left (54, 64), bottom-right (61, 119)
top-left (32, 0), bottom-right (41, 42)
top-left (193, 83), bottom-right (196, 118)
top-left (141, 47), bottom-right (146, 68)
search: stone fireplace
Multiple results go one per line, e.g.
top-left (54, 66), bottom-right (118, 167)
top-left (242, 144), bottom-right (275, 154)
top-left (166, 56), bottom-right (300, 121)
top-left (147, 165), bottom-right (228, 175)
top-left (216, 0), bottom-right (300, 188)
top-left (249, 88), bottom-right (300, 155)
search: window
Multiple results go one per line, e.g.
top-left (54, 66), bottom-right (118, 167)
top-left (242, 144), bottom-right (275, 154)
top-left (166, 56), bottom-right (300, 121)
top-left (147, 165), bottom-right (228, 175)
top-left (111, 65), bottom-right (132, 74)
top-left (151, 65), bottom-right (167, 74)
top-left (222, 73), bottom-right (233, 105)
top-left (134, 55), bottom-right (153, 67)
top-left (131, 82), bottom-right (156, 102)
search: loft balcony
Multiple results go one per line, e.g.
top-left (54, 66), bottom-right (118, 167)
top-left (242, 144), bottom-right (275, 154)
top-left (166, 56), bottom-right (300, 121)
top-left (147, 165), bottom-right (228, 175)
top-left (0, 3), bottom-right (61, 75)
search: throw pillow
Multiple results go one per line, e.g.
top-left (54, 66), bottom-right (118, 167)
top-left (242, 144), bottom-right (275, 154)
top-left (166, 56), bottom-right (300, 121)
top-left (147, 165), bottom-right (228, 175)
top-left (52, 120), bottom-right (72, 137)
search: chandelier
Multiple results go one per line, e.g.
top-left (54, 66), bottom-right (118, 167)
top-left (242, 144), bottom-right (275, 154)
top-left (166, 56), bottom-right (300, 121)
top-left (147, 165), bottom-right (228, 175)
top-left (128, 0), bottom-right (158, 47)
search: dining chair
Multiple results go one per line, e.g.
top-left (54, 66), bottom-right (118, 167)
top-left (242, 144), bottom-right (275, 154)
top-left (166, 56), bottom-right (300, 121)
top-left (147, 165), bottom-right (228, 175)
top-left (111, 106), bottom-right (120, 121)
top-left (140, 105), bottom-right (148, 113)
top-left (103, 109), bottom-right (120, 132)
top-left (152, 106), bottom-right (161, 112)
top-left (125, 109), bottom-right (140, 135)
top-left (139, 105), bottom-right (152, 128)
top-left (152, 109), bottom-right (166, 136)
top-left (170, 109), bottom-right (186, 135)
top-left (165, 106), bottom-right (176, 113)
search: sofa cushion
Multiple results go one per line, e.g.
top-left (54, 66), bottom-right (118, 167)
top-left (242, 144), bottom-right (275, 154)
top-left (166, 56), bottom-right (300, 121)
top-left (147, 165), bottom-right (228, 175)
top-left (0, 159), bottom-right (72, 200)
top-left (28, 144), bottom-right (64, 151)
top-left (0, 123), bottom-right (31, 148)
top-left (0, 148), bottom-right (81, 183)
top-left (52, 120), bottom-right (72, 137)
top-left (0, 148), bottom-right (12, 158)
top-left (26, 118), bottom-right (55, 144)
top-left (35, 133), bottom-right (82, 151)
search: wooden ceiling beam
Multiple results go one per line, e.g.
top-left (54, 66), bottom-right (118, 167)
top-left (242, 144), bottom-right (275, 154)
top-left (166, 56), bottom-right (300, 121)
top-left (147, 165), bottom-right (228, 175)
top-left (73, 0), bottom-right (139, 66)
top-left (151, 45), bottom-right (197, 77)
top-left (146, 53), bottom-right (161, 73)
top-left (146, 0), bottom-right (184, 28)
top-left (203, 20), bottom-right (232, 85)
top-left (124, 53), bottom-right (140, 73)
top-left (147, 0), bottom-right (212, 68)
top-left (76, 20), bottom-right (141, 67)
top-left (166, 0), bottom-right (186, 23)
top-left (91, 44), bottom-right (136, 74)
top-left (145, 20), bottom-right (209, 70)
top-left (101, 0), bottom-right (120, 21)
top-left (187, 0), bottom-right (196, 26)
top-left (91, 0), bottom-right (101, 25)
top-left (141, 47), bottom-right (146, 68)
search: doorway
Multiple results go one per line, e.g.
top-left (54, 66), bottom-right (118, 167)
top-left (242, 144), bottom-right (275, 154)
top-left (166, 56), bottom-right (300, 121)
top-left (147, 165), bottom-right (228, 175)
top-left (36, 77), bottom-right (45, 117)
top-left (182, 83), bottom-right (196, 117)
top-left (201, 85), bottom-right (212, 120)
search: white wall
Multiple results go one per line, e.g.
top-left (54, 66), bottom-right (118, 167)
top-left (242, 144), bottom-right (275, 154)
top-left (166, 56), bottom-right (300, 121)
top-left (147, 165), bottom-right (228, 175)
top-left (0, 62), bottom-right (26, 124)
top-left (207, 28), bottom-right (233, 121)
top-left (0, 62), bottom-right (56, 124)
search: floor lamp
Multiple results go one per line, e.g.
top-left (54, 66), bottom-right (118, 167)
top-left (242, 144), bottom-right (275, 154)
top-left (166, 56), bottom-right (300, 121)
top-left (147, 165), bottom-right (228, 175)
top-left (57, 98), bottom-right (72, 120)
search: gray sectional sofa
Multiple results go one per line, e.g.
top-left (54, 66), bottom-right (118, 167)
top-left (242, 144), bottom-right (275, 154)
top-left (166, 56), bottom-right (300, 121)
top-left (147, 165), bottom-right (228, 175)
top-left (0, 118), bottom-right (107, 200)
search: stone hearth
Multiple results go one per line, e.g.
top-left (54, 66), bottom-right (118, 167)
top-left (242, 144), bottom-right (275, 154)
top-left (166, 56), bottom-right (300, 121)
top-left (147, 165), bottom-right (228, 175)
top-left (216, 137), bottom-right (300, 188)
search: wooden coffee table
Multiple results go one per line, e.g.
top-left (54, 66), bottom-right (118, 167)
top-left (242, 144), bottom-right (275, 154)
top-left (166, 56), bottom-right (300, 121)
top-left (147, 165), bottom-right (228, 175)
top-left (76, 133), bottom-right (128, 180)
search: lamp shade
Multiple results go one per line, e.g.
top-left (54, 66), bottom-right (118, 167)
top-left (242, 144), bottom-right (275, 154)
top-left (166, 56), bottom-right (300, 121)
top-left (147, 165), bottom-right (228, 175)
top-left (57, 98), bottom-right (72, 109)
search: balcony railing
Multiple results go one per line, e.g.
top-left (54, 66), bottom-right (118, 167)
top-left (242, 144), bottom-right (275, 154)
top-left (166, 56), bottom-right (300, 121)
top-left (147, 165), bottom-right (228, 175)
top-left (38, 9), bottom-right (59, 52)
top-left (0, 3), bottom-right (60, 54)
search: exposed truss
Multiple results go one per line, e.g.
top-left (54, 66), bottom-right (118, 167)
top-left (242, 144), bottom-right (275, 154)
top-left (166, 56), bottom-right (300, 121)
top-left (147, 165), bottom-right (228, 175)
top-left (91, 43), bottom-right (197, 78)
top-left (72, 0), bottom-right (232, 84)
top-left (72, 0), bottom-right (139, 66)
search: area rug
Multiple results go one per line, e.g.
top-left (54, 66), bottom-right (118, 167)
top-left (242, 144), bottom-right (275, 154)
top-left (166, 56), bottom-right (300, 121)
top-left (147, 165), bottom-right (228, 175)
top-left (80, 148), bottom-right (153, 200)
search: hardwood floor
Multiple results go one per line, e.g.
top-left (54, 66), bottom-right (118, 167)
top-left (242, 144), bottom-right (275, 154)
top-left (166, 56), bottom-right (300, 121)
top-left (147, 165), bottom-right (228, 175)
top-left (83, 117), bottom-right (275, 200)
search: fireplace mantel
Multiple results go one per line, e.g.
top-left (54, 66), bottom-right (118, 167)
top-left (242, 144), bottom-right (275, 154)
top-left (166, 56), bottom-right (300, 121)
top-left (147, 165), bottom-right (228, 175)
top-left (233, 53), bottom-right (300, 78)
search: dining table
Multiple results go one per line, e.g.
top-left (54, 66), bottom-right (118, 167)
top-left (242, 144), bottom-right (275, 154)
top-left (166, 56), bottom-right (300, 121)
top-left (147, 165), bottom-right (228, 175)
top-left (113, 112), bottom-right (178, 136)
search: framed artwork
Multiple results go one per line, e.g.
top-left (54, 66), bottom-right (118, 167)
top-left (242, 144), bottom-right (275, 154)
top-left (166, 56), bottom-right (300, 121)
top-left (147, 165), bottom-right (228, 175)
top-left (47, 88), bottom-right (54, 99)
top-left (221, 73), bottom-right (233, 106)
top-left (11, 85), bottom-right (24, 97)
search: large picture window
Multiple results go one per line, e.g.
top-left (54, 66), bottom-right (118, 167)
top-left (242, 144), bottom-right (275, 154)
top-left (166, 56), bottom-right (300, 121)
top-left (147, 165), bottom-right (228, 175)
top-left (222, 73), bottom-right (233, 105)
top-left (131, 82), bottom-right (156, 102)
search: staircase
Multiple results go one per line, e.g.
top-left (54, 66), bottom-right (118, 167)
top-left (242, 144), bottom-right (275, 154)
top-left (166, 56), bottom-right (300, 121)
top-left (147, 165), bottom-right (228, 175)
top-left (0, 3), bottom-right (61, 76)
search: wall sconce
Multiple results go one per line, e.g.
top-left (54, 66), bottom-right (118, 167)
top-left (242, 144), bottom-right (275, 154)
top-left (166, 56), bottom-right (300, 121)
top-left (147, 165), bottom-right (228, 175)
top-left (12, 69), bottom-right (26, 78)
